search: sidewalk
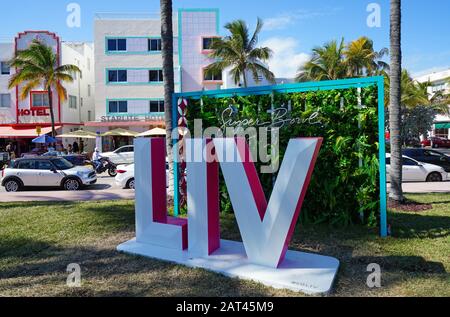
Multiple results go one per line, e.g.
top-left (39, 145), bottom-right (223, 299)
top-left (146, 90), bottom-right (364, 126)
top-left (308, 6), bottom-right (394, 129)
top-left (388, 181), bottom-right (450, 194)
top-left (0, 189), bottom-right (135, 203)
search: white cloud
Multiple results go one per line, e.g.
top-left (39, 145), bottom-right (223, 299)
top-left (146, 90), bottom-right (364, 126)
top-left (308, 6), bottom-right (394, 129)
top-left (264, 14), bottom-right (296, 31)
top-left (263, 9), bottom-right (340, 31)
top-left (261, 37), bottom-right (310, 79)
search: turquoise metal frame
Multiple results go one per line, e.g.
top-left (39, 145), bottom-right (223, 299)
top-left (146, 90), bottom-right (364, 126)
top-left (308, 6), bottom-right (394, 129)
top-left (171, 77), bottom-right (387, 237)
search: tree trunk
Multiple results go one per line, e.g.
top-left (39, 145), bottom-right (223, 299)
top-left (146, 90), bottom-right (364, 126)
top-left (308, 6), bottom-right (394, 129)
top-left (47, 87), bottom-right (56, 137)
top-left (389, 0), bottom-right (404, 202)
top-left (160, 0), bottom-right (175, 197)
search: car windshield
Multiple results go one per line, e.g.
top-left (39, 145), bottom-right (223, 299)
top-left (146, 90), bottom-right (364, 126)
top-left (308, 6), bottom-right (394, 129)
top-left (51, 158), bottom-right (74, 170)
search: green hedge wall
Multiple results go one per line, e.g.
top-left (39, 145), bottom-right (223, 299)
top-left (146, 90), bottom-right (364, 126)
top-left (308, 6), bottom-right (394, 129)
top-left (184, 85), bottom-right (380, 227)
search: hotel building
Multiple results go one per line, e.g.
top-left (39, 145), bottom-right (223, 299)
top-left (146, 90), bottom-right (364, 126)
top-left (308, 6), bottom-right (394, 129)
top-left (415, 68), bottom-right (450, 139)
top-left (88, 9), bottom-right (221, 151)
top-left (0, 31), bottom-right (95, 155)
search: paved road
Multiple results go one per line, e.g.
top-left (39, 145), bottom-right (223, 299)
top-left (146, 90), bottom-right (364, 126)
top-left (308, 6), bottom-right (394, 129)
top-left (0, 174), bottom-right (135, 203)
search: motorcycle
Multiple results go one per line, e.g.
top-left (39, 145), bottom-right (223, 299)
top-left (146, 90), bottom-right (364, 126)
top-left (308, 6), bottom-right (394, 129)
top-left (89, 157), bottom-right (117, 177)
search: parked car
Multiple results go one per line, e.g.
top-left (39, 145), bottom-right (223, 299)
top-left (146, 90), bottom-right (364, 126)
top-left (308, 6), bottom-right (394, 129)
top-left (115, 163), bottom-right (169, 189)
top-left (420, 137), bottom-right (450, 148)
top-left (403, 148), bottom-right (450, 172)
top-left (1, 157), bottom-right (97, 192)
top-left (101, 145), bottom-right (134, 165)
top-left (386, 154), bottom-right (447, 182)
top-left (20, 147), bottom-right (47, 157)
top-left (41, 152), bottom-right (90, 167)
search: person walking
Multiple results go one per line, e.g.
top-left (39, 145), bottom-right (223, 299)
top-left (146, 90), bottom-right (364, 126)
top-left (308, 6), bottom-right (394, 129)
top-left (73, 141), bottom-right (79, 153)
top-left (80, 140), bottom-right (85, 153)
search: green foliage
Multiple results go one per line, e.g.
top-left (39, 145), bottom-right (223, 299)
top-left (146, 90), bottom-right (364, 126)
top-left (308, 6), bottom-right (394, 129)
top-left (185, 86), bottom-right (380, 227)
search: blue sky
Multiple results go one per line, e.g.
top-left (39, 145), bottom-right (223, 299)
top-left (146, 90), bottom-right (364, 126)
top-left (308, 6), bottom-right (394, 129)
top-left (1, 0), bottom-right (449, 78)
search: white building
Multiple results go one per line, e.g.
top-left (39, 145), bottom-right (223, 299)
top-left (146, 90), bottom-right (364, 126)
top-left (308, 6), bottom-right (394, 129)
top-left (415, 68), bottom-right (450, 139)
top-left (88, 10), bottom-right (220, 151)
top-left (0, 31), bottom-right (95, 155)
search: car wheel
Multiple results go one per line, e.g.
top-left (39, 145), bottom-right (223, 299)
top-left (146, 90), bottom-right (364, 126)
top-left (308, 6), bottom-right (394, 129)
top-left (63, 178), bottom-right (81, 191)
top-left (108, 167), bottom-right (117, 177)
top-left (4, 179), bottom-right (21, 192)
top-left (127, 178), bottom-right (135, 190)
top-left (426, 172), bottom-right (442, 182)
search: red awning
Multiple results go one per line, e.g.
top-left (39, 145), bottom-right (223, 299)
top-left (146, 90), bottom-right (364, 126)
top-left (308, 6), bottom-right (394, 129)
top-left (0, 126), bottom-right (61, 138)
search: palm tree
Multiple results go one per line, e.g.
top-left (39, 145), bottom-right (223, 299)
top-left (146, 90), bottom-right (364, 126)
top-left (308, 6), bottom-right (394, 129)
top-left (389, 0), bottom-right (403, 202)
top-left (296, 39), bottom-right (347, 82)
top-left (160, 0), bottom-right (175, 195)
top-left (204, 18), bottom-right (275, 88)
top-left (296, 37), bottom-right (389, 81)
top-left (344, 36), bottom-right (389, 77)
top-left (8, 40), bottom-right (81, 137)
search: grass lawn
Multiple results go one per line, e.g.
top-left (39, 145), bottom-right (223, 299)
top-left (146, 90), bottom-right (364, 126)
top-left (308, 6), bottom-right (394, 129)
top-left (0, 193), bottom-right (449, 297)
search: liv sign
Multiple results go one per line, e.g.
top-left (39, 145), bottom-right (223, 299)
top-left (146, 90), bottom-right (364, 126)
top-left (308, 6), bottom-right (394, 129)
top-left (118, 137), bottom-right (340, 294)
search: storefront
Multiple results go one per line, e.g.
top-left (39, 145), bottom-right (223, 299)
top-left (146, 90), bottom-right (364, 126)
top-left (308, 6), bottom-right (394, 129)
top-left (85, 116), bottom-right (164, 152)
top-left (434, 121), bottom-right (450, 139)
top-left (0, 125), bottom-right (62, 156)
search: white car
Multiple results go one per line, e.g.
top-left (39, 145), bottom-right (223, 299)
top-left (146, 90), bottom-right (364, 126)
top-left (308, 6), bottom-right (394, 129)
top-left (386, 154), bottom-right (448, 182)
top-left (115, 163), bottom-right (169, 189)
top-left (102, 145), bottom-right (134, 165)
top-left (1, 157), bottom-right (97, 192)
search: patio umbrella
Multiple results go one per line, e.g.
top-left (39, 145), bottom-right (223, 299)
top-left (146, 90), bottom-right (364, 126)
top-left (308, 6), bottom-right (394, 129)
top-left (136, 127), bottom-right (166, 137)
top-left (56, 130), bottom-right (98, 139)
top-left (101, 128), bottom-right (139, 137)
top-left (32, 134), bottom-right (57, 144)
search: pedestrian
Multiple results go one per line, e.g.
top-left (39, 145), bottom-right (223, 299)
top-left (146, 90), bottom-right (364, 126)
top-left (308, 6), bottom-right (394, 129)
top-left (73, 141), bottom-right (79, 153)
top-left (80, 140), bottom-right (85, 153)
top-left (67, 144), bottom-right (73, 154)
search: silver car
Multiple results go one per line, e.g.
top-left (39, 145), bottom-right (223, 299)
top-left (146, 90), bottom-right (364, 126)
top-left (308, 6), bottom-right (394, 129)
top-left (1, 157), bottom-right (97, 192)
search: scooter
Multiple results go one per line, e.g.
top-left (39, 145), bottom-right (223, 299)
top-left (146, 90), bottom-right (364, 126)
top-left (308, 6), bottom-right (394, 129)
top-left (89, 157), bottom-right (117, 177)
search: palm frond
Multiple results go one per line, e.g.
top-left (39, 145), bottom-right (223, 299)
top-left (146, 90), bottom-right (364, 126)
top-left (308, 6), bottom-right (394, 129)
top-left (248, 18), bottom-right (263, 50)
top-left (54, 81), bottom-right (68, 102)
top-left (19, 79), bottom-right (41, 100)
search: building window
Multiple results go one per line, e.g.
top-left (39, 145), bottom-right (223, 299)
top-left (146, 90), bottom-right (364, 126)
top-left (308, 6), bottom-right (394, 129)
top-left (149, 70), bottom-right (164, 82)
top-left (88, 110), bottom-right (92, 121)
top-left (88, 84), bottom-right (91, 97)
top-left (203, 70), bottom-right (222, 82)
top-left (107, 38), bottom-right (127, 52)
top-left (149, 100), bottom-right (164, 113)
top-left (31, 93), bottom-right (49, 108)
top-left (0, 94), bottom-right (11, 108)
top-left (108, 70), bottom-right (127, 83)
top-left (1, 62), bottom-right (10, 75)
top-left (69, 95), bottom-right (77, 109)
top-left (202, 37), bottom-right (217, 51)
top-left (109, 100), bottom-right (128, 113)
top-left (87, 58), bottom-right (91, 71)
top-left (148, 39), bottom-right (162, 52)
top-left (435, 128), bottom-right (449, 139)
top-left (81, 97), bottom-right (84, 107)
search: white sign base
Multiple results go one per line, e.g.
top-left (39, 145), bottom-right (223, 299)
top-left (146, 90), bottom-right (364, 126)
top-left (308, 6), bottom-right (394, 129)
top-left (117, 239), bottom-right (339, 295)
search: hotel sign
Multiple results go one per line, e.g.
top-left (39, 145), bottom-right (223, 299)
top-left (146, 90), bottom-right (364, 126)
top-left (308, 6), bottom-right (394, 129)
top-left (18, 109), bottom-right (50, 117)
top-left (100, 115), bottom-right (164, 123)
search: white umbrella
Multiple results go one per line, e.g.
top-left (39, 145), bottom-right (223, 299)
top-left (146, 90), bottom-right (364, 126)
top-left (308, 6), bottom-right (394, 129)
top-left (136, 128), bottom-right (166, 137)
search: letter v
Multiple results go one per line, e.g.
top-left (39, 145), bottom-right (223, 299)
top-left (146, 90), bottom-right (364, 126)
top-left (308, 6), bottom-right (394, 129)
top-left (213, 137), bottom-right (322, 268)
